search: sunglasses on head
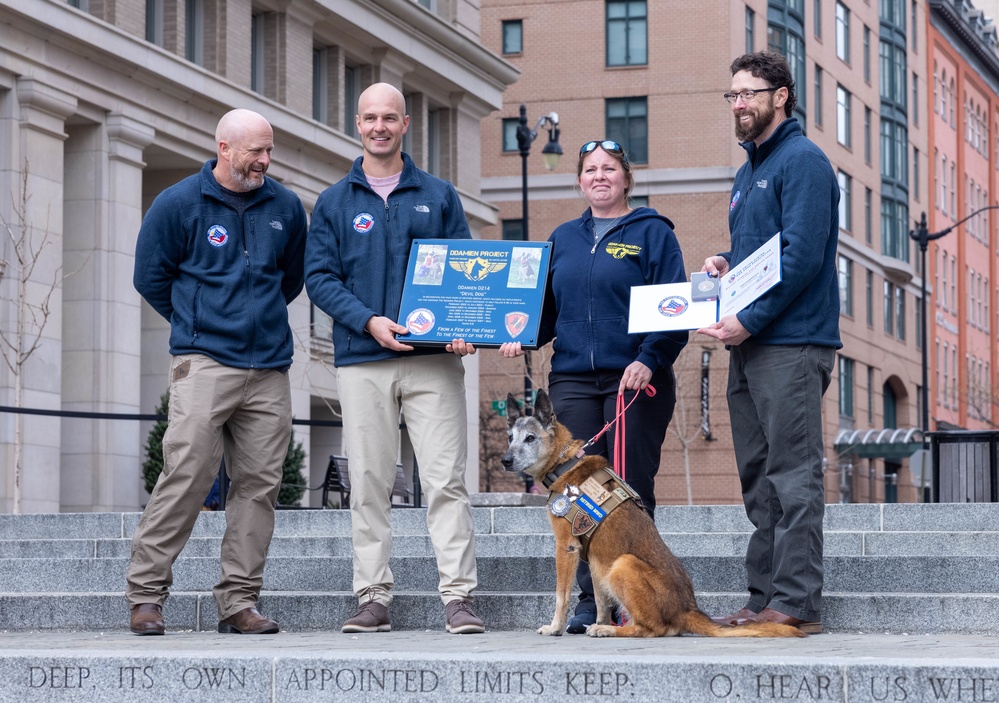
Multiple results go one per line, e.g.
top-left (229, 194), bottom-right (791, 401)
top-left (579, 140), bottom-right (628, 164)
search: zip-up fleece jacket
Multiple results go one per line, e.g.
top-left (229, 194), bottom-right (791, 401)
top-left (724, 118), bottom-right (842, 348)
top-left (305, 153), bottom-right (471, 367)
top-left (133, 160), bottom-right (307, 370)
top-left (539, 207), bottom-right (688, 374)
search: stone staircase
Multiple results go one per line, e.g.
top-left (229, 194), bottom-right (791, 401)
top-left (1, 502), bottom-right (998, 634)
top-left (1, 502), bottom-right (998, 703)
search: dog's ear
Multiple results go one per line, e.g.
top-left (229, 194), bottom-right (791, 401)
top-left (534, 388), bottom-right (556, 429)
top-left (506, 392), bottom-right (521, 426)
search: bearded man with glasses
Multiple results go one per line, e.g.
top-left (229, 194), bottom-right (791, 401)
top-left (699, 51), bottom-right (841, 635)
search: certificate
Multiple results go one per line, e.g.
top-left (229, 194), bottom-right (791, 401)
top-left (628, 232), bottom-right (782, 333)
top-left (395, 239), bottom-right (552, 348)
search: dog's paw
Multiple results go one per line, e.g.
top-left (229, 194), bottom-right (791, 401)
top-left (585, 624), bottom-right (618, 638)
top-left (537, 624), bottom-right (564, 636)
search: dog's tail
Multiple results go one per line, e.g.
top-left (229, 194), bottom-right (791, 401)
top-left (682, 610), bottom-right (807, 638)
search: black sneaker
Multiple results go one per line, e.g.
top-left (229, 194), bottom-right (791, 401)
top-left (566, 609), bottom-right (596, 634)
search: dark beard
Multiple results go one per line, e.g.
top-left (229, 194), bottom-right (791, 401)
top-left (734, 101), bottom-right (775, 143)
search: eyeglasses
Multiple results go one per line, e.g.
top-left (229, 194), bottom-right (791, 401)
top-left (579, 140), bottom-right (629, 164)
top-left (723, 87), bottom-right (780, 104)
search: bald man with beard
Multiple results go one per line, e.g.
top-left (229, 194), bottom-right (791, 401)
top-left (127, 108), bottom-right (307, 636)
top-left (306, 83), bottom-right (485, 635)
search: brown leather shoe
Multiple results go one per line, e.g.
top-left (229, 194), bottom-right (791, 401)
top-left (217, 607), bottom-right (279, 634)
top-left (710, 607), bottom-right (758, 626)
top-left (130, 603), bottom-right (164, 635)
top-left (734, 607), bottom-right (823, 634)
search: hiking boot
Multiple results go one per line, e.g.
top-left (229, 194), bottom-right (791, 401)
top-left (341, 599), bottom-right (391, 633)
top-left (444, 599), bottom-right (485, 634)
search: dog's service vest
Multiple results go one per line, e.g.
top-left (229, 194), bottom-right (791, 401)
top-left (545, 461), bottom-right (643, 562)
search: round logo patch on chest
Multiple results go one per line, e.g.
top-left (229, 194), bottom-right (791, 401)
top-left (353, 213), bottom-right (375, 233)
top-left (207, 225), bottom-right (229, 247)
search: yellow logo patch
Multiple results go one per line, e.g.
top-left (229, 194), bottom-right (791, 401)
top-left (605, 243), bottom-right (641, 259)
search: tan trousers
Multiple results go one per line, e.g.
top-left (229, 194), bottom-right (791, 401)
top-left (337, 354), bottom-right (477, 606)
top-left (125, 354), bottom-right (291, 619)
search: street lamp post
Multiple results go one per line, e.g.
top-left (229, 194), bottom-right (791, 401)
top-left (514, 104), bottom-right (561, 494)
top-left (909, 205), bottom-right (999, 435)
top-left (514, 104), bottom-right (562, 415)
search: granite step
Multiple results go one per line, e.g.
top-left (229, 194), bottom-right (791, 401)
top-left (4, 529), bottom-right (999, 560)
top-left (1, 629), bottom-right (998, 703)
top-left (3, 555), bottom-right (998, 594)
top-left (1, 591), bottom-right (998, 635)
top-left (3, 503), bottom-right (999, 541)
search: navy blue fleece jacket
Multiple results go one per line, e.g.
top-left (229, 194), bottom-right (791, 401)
top-left (305, 153), bottom-right (471, 367)
top-left (725, 118), bottom-right (842, 348)
top-left (133, 160), bottom-right (307, 370)
top-left (539, 207), bottom-right (689, 374)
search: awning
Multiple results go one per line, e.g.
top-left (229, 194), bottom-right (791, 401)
top-left (834, 427), bottom-right (924, 459)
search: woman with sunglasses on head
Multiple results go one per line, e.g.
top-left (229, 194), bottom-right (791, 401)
top-left (500, 140), bottom-right (689, 634)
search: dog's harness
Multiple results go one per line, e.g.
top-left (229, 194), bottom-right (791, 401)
top-left (543, 447), bottom-right (643, 562)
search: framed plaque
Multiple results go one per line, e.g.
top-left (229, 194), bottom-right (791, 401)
top-left (395, 239), bottom-right (552, 348)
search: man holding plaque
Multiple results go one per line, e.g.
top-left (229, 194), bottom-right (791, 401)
top-left (700, 52), bottom-right (840, 635)
top-left (305, 83), bottom-right (483, 635)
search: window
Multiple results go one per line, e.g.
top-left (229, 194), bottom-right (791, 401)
top-left (836, 1), bottom-right (850, 62)
top-left (867, 365), bottom-right (875, 423)
top-left (863, 25), bottom-right (871, 82)
top-left (502, 219), bottom-right (525, 240)
top-left (427, 108), bottom-right (441, 177)
top-left (839, 255), bottom-right (853, 316)
top-left (311, 305), bottom-right (333, 347)
top-left (915, 291), bottom-right (922, 349)
top-left (884, 280), bottom-right (895, 335)
top-left (746, 7), bottom-right (755, 53)
top-left (941, 250), bottom-right (948, 310)
top-left (185, 0), bottom-right (204, 65)
top-left (839, 355), bottom-right (855, 418)
top-left (146, 0), bottom-right (164, 45)
top-left (502, 118), bottom-right (519, 152)
top-left (312, 48), bottom-right (327, 123)
top-left (911, 0), bottom-right (918, 52)
top-left (912, 72), bottom-right (918, 126)
top-left (607, 1), bottom-right (648, 67)
top-left (344, 64), bottom-right (359, 139)
top-left (417, 0), bottom-right (434, 9)
top-left (502, 20), bottom-right (523, 54)
top-left (895, 287), bottom-right (905, 340)
top-left (814, 0), bottom-right (821, 37)
top-left (606, 97), bottom-right (648, 164)
top-left (913, 146), bottom-right (919, 201)
top-left (814, 66), bottom-right (823, 127)
top-left (251, 12), bottom-right (265, 94)
top-left (865, 269), bottom-right (874, 326)
top-left (940, 154), bottom-right (948, 214)
top-left (837, 85), bottom-right (851, 146)
top-left (838, 170), bottom-right (852, 231)
top-left (865, 187), bottom-right (872, 244)
top-left (768, 6), bottom-right (807, 126)
top-left (864, 106), bottom-right (871, 163)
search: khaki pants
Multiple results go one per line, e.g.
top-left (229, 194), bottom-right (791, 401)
top-left (337, 354), bottom-right (477, 606)
top-left (126, 354), bottom-right (291, 619)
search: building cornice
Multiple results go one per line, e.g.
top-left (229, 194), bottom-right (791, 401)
top-left (929, 0), bottom-right (999, 82)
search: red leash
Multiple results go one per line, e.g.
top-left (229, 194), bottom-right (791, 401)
top-left (580, 384), bottom-right (656, 482)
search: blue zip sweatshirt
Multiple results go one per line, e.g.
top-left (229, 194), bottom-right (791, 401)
top-left (539, 207), bottom-right (689, 374)
top-left (305, 153), bottom-right (471, 367)
top-left (725, 118), bottom-right (842, 349)
top-left (133, 160), bottom-right (308, 370)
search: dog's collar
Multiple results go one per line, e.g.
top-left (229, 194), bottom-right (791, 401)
top-left (542, 445), bottom-right (586, 490)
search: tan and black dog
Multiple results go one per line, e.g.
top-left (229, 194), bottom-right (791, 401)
top-left (501, 389), bottom-right (804, 639)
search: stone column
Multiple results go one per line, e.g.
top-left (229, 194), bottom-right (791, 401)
top-left (0, 78), bottom-right (77, 513)
top-left (61, 113), bottom-right (154, 511)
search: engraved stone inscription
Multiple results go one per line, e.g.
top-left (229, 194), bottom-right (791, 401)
top-left (283, 668), bottom-right (438, 693)
top-left (565, 671), bottom-right (633, 696)
top-left (118, 666), bottom-right (155, 689)
top-left (458, 670), bottom-right (544, 695)
top-left (868, 675), bottom-right (909, 701)
top-left (28, 666), bottom-right (91, 689)
top-left (756, 673), bottom-right (833, 699)
top-left (926, 676), bottom-right (999, 701)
